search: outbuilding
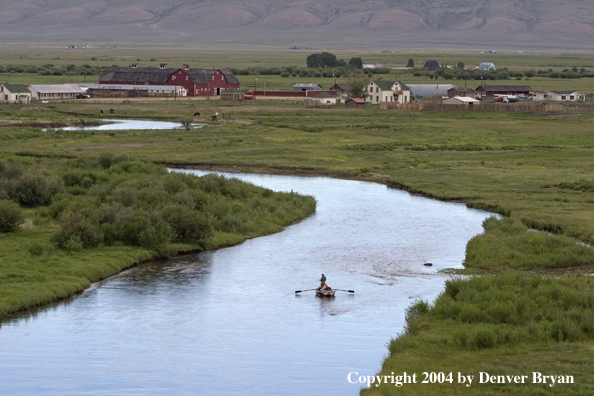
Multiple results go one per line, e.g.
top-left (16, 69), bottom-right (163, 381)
top-left (534, 91), bottom-right (586, 102)
top-left (311, 92), bottom-right (337, 105)
top-left (0, 83), bottom-right (32, 104)
top-left (442, 96), bottom-right (480, 105)
top-left (28, 84), bottom-right (85, 101)
top-left (293, 83), bottom-right (322, 92)
top-left (424, 60), bottom-right (441, 71)
top-left (346, 98), bottom-right (366, 107)
top-left (475, 85), bottom-right (534, 97)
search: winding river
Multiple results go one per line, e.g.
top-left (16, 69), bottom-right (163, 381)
top-left (0, 171), bottom-right (493, 395)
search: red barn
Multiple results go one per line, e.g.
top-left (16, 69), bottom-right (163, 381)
top-left (99, 65), bottom-right (240, 97)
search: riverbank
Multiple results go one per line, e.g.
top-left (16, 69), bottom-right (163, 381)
top-left (0, 153), bottom-right (316, 319)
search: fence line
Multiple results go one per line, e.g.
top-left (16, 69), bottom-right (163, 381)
top-left (380, 102), bottom-right (594, 112)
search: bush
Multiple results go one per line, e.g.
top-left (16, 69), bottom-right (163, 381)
top-left (6, 168), bottom-right (64, 207)
top-left (0, 199), bottom-right (25, 232)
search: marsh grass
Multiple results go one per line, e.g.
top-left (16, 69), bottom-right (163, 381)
top-left (362, 272), bottom-right (594, 395)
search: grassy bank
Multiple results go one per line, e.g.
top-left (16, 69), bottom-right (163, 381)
top-left (0, 152), bottom-right (316, 318)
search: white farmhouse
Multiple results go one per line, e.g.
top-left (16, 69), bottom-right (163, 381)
top-left (0, 83), bottom-right (32, 104)
top-left (366, 80), bottom-right (411, 104)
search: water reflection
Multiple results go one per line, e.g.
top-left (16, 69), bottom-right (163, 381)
top-left (0, 171), bottom-right (493, 395)
top-left (46, 119), bottom-right (203, 131)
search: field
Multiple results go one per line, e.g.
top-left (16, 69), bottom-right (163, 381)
top-left (3, 48), bottom-right (594, 395)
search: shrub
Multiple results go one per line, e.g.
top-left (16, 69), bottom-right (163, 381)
top-left (0, 199), bottom-right (25, 232)
top-left (6, 168), bottom-right (64, 206)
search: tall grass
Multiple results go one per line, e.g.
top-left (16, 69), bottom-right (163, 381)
top-left (464, 217), bottom-right (594, 270)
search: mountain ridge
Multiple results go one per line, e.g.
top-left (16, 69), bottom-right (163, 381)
top-left (0, 0), bottom-right (592, 50)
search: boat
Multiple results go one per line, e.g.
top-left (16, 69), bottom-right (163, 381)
top-left (315, 287), bottom-right (336, 297)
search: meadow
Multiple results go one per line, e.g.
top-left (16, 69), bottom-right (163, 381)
top-left (3, 48), bottom-right (594, 394)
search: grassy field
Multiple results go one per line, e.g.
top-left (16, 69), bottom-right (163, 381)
top-left (3, 50), bottom-right (594, 394)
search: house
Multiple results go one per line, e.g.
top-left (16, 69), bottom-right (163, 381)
top-left (478, 62), bottom-right (496, 70)
top-left (311, 92), bottom-right (337, 105)
top-left (475, 85), bottom-right (534, 97)
top-left (366, 80), bottom-right (411, 104)
top-left (99, 65), bottom-right (240, 97)
top-left (442, 96), bottom-right (480, 105)
top-left (0, 83), bottom-right (32, 104)
top-left (447, 88), bottom-right (477, 99)
top-left (28, 84), bottom-right (85, 101)
top-left (407, 84), bottom-right (455, 101)
top-left (534, 91), bottom-right (586, 102)
top-left (346, 98), bottom-right (366, 107)
top-left (424, 60), bottom-right (441, 71)
top-left (293, 83), bottom-right (322, 92)
top-left (362, 64), bottom-right (375, 69)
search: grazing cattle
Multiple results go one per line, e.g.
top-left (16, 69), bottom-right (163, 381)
top-left (100, 110), bottom-right (103, 114)
top-left (211, 115), bottom-right (218, 121)
top-left (193, 112), bottom-right (200, 116)
top-left (109, 109), bottom-right (114, 114)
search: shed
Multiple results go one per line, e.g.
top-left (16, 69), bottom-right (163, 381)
top-left (311, 91), bottom-right (337, 105)
top-left (346, 98), bottom-right (366, 107)
top-left (293, 83), bottom-right (322, 92)
top-left (442, 96), bottom-right (480, 105)
top-left (475, 85), bottom-right (534, 97)
top-left (220, 88), bottom-right (244, 101)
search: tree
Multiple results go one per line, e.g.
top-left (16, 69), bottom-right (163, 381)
top-left (345, 73), bottom-right (370, 99)
top-left (306, 52), bottom-right (339, 68)
top-left (406, 58), bottom-right (415, 68)
top-left (348, 57), bottom-right (363, 69)
top-left (457, 61), bottom-right (465, 70)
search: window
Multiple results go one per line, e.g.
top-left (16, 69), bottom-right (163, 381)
top-left (221, 76), bottom-right (223, 80)
top-left (562, 95), bottom-right (566, 100)
top-left (376, 96), bottom-right (379, 102)
top-left (186, 76), bottom-right (189, 81)
top-left (570, 95), bottom-right (574, 100)
top-left (376, 87), bottom-right (379, 93)
top-left (172, 76), bottom-right (176, 81)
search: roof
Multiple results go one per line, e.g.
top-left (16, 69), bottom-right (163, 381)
top-left (371, 80), bottom-right (410, 92)
top-left (29, 84), bottom-right (85, 94)
top-left (476, 85), bottom-right (534, 92)
top-left (550, 90), bottom-right (581, 95)
top-left (78, 83), bottom-right (186, 92)
top-left (479, 62), bottom-right (495, 66)
top-left (424, 60), bottom-right (441, 70)
top-left (1, 83), bottom-right (29, 93)
top-left (312, 92), bottom-right (336, 99)
top-left (407, 84), bottom-right (455, 99)
top-left (294, 83), bottom-right (322, 88)
top-left (347, 98), bottom-right (366, 103)
top-left (445, 96), bottom-right (480, 103)
top-left (331, 83), bottom-right (350, 91)
top-left (99, 67), bottom-right (239, 85)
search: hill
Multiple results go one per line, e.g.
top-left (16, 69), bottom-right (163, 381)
top-left (0, 0), bottom-right (593, 50)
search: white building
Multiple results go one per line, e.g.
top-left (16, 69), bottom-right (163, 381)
top-left (310, 92), bottom-right (337, 105)
top-left (0, 83), bottom-right (32, 104)
top-left (78, 83), bottom-right (187, 97)
top-left (533, 91), bottom-right (586, 102)
top-left (478, 62), bottom-right (496, 70)
top-left (442, 96), bottom-right (481, 105)
top-left (28, 84), bottom-right (85, 101)
top-left (366, 80), bottom-right (411, 104)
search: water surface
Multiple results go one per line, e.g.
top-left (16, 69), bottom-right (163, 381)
top-left (0, 171), bottom-right (493, 395)
top-left (48, 119), bottom-right (201, 131)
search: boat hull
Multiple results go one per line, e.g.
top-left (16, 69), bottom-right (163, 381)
top-left (315, 288), bottom-right (336, 297)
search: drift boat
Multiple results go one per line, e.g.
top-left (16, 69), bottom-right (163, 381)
top-left (315, 287), bottom-right (336, 297)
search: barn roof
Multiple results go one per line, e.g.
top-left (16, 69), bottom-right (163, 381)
top-left (424, 60), bottom-right (441, 70)
top-left (99, 67), bottom-right (239, 85)
top-left (347, 98), bottom-right (366, 103)
top-left (476, 85), bottom-right (534, 92)
top-left (550, 90), bottom-right (581, 94)
top-left (100, 67), bottom-right (175, 84)
top-left (294, 83), bottom-right (322, 88)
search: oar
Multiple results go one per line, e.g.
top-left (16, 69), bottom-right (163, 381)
top-left (295, 289), bottom-right (317, 293)
top-left (332, 289), bottom-right (355, 293)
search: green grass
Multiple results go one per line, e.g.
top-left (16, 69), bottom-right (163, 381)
top-left (361, 273), bottom-right (594, 395)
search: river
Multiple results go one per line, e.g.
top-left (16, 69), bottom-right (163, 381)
top-left (0, 171), bottom-right (493, 395)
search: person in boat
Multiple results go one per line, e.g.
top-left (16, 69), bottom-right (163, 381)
top-left (319, 273), bottom-right (326, 288)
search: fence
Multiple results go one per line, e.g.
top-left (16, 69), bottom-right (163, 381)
top-left (380, 102), bottom-right (594, 113)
